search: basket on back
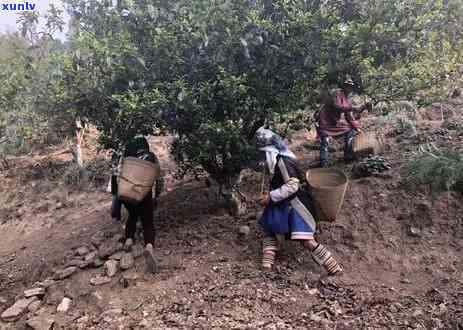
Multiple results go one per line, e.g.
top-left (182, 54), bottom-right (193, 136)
top-left (352, 131), bottom-right (385, 157)
top-left (118, 157), bottom-right (160, 204)
top-left (306, 168), bottom-right (348, 222)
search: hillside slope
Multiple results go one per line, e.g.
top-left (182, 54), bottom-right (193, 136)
top-left (0, 108), bottom-right (462, 329)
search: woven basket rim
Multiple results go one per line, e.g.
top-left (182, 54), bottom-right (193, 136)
top-left (306, 168), bottom-right (348, 189)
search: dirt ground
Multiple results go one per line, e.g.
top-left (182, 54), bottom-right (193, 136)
top-left (0, 106), bottom-right (463, 329)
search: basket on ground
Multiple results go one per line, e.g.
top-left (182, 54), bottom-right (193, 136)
top-left (117, 157), bottom-right (160, 203)
top-left (306, 168), bottom-right (348, 222)
top-left (352, 131), bottom-right (385, 157)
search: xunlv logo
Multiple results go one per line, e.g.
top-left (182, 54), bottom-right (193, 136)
top-left (1, 2), bottom-right (36, 11)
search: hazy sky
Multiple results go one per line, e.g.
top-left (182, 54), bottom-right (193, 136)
top-left (0, 0), bottom-right (67, 37)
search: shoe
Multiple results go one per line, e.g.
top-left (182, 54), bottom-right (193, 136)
top-left (143, 243), bottom-right (157, 274)
top-left (123, 238), bottom-right (134, 252)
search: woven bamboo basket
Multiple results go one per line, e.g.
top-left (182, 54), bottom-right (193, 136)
top-left (306, 168), bottom-right (348, 222)
top-left (117, 157), bottom-right (160, 203)
top-left (352, 131), bottom-right (385, 157)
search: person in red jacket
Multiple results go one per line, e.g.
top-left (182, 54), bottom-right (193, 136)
top-left (315, 79), bottom-right (371, 167)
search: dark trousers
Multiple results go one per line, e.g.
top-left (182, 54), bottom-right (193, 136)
top-left (122, 192), bottom-right (155, 246)
top-left (111, 195), bottom-right (122, 220)
top-left (320, 129), bottom-right (357, 167)
top-left (111, 175), bottom-right (122, 221)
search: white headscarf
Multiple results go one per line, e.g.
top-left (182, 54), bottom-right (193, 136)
top-left (255, 127), bottom-right (296, 175)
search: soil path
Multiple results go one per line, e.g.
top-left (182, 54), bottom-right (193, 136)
top-left (1, 118), bottom-right (463, 329)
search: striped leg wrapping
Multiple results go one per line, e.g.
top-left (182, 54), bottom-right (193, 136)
top-left (262, 251), bottom-right (276, 270)
top-left (262, 237), bottom-right (279, 253)
top-left (311, 244), bottom-right (343, 275)
top-left (262, 237), bottom-right (278, 270)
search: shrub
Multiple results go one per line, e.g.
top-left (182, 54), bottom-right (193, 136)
top-left (353, 156), bottom-right (391, 177)
top-left (406, 144), bottom-right (463, 194)
top-left (395, 116), bottom-right (417, 136)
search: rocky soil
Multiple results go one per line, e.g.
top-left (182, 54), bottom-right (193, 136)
top-left (1, 106), bottom-right (463, 329)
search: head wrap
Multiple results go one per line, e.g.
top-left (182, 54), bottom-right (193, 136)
top-left (255, 127), bottom-right (296, 175)
top-left (343, 78), bottom-right (355, 86)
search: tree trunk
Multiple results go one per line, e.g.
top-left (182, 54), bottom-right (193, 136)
top-left (220, 173), bottom-right (246, 216)
top-left (0, 138), bottom-right (9, 170)
top-left (73, 143), bottom-right (84, 169)
top-left (74, 117), bottom-right (85, 169)
top-left (0, 157), bottom-right (9, 171)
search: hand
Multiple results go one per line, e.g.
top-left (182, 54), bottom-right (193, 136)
top-left (256, 161), bottom-right (266, 172)
top-left (288, 177), bottom-right (300, 185)
top-left (259, 193), bottom-right (269, 206)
